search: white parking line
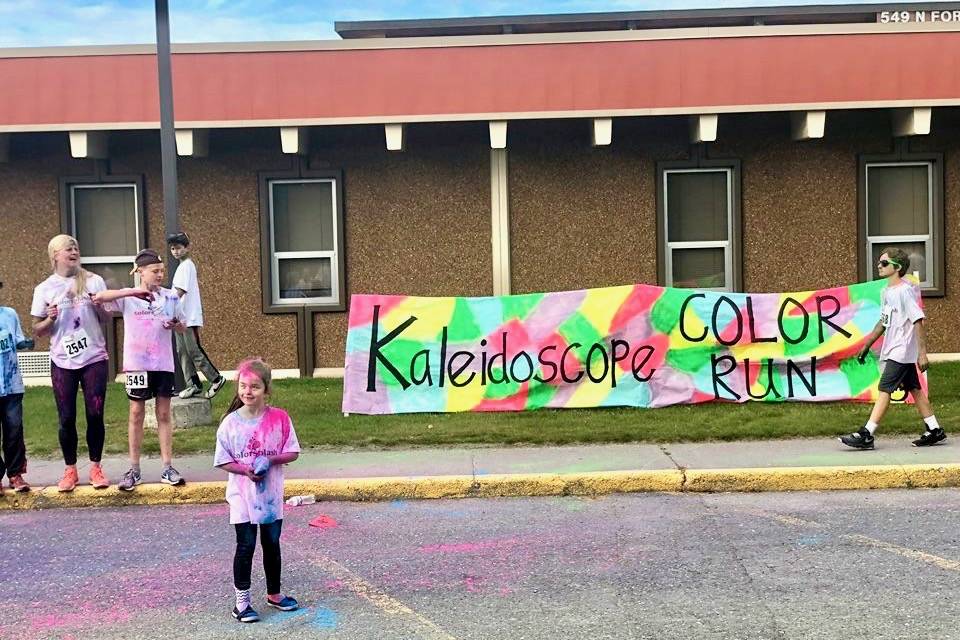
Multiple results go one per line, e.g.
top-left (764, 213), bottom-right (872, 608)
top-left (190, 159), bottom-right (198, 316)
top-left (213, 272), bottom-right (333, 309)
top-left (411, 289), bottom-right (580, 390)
top-left (743, 508), bottom-right (960, 574)
top-left (311, 556), bottom-right (459, 640)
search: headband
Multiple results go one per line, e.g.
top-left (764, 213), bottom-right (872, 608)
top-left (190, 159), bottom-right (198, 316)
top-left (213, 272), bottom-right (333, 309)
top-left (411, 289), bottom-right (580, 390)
top-left (130, 249), bottom-right (163, 274)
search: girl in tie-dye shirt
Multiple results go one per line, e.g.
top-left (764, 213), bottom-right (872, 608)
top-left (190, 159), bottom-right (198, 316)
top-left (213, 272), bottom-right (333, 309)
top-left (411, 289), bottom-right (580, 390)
top-left (31, 235), bottom-right (118, 492)
top-left (214, 358), bottom-right (300, 623)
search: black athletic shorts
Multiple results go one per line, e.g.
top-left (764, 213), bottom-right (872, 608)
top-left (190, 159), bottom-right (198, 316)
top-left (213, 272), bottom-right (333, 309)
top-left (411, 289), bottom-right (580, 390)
top-left (878, 360), bottom-right (921, 394)
top-left (125, 371), bottom-right (176, 401)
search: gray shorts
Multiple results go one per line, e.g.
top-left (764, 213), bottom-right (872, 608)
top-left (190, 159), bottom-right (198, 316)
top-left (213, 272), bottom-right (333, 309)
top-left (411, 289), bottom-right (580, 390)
top-left (878, 360), bottom-right (921, 394)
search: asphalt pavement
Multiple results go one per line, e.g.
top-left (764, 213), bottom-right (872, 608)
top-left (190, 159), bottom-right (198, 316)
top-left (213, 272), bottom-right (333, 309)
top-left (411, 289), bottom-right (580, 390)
top-left (3, 489), bottom-right (960, 639)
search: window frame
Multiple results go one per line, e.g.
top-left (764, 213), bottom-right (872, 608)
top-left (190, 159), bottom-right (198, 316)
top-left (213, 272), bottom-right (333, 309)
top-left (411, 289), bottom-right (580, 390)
top-left (59, 170), bottom-right (147, 289)
top-left (662, 167), bottom-right (734, 291)
top-left (267, 178), bottom-right (340, 306)
top-left (858, 146), bottom-right (944, 297)
top-left (656, 155), bottom-right (742, 292)
top-left (258, 167), bottom-right (346, 314)
top-left (69, 182), bottom-right (143, 273)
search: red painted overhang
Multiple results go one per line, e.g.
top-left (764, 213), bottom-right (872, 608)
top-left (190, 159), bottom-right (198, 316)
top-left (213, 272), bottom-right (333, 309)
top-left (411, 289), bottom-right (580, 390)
top-left (1, 31), bottom-right (958, 128)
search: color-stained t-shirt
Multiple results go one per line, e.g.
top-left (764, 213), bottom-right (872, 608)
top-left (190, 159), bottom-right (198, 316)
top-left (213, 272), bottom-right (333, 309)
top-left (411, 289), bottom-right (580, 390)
top-left (0, 307), bottom-right (26, 397)
top-left (214, 407), bottom-right (301, 525)
top-left (109, 287), bottom-right (183, 373)
top-left (30, 272), bottom-right (108, 370)
top-left (880, 281), bottom-right (925, 365)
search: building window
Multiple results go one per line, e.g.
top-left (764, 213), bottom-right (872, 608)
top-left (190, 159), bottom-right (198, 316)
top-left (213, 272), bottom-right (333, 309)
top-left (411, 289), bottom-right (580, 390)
top-left (662, 168), bottom-right (734, 291)
top-left (268, 178), bottom-right (341, 306)
top-left (865, 162), bottom-right (934, 288)
top-left (70, 183), bottom-right (141, 289)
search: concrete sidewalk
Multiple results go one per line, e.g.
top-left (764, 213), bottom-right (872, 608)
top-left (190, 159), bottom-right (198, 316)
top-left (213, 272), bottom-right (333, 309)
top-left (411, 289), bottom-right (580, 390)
top-left (3, 436), bottom-right (959, 510)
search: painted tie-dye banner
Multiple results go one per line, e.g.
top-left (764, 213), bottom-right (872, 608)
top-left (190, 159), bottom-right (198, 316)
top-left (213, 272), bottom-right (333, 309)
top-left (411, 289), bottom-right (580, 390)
top-left (343, 280), bottom-right (903, 415)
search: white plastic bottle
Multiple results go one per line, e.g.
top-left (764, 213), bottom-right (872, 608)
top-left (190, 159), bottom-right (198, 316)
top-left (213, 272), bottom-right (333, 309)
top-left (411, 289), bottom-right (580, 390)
top-left (285, 494), bottom-right (316, 506)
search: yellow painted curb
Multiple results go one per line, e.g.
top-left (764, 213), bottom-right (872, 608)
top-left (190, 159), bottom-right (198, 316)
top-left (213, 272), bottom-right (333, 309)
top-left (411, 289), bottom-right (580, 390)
top-left (0, 481), bottom-right (227, 511)
top-left (1, 464), bottom-right (958, 511)
top-left (684, 463), bottom-right (960, 493)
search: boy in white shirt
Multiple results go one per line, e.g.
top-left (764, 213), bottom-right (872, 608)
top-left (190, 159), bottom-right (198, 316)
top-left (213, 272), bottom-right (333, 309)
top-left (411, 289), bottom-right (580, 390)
top-left (167, 232), bottom-right (225, 400)
top-left (840, 247), bottom-right (945, 449)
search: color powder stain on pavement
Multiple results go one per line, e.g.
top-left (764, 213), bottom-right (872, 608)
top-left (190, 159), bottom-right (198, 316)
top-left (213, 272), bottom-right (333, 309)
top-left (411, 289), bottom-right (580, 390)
top-left (26, 605), bottom-right (132, 634)
top-left (419, 538), bottom-right (523, 554)
top-left (309, 514), bottom-right (338, 529)
top-left (263, 606), bottom-right (313, 626)
top-left (313, 607), bottom-right (339, 629)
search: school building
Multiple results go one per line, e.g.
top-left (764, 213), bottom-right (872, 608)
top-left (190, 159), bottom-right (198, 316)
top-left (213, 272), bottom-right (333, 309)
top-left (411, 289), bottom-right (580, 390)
top-left (1, 3), bottom-right (959, 380)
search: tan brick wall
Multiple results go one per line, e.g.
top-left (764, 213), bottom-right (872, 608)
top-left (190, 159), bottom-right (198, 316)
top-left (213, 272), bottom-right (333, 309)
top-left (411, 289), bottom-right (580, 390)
top-left (313, 123), bottom-right (491, 368)
top-left (508, 117), bottom-right (687, 294)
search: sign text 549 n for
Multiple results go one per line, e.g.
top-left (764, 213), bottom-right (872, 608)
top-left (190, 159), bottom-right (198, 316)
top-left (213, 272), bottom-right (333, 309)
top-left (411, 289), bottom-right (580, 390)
top-left (878, 10), bottom-right (960, 23)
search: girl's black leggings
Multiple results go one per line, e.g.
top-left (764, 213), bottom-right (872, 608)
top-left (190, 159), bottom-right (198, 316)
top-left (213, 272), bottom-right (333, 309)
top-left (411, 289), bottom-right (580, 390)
top-left (234, 520), bottom-right (283, 594)
top-left (51, 359), bottom-right (108, 465)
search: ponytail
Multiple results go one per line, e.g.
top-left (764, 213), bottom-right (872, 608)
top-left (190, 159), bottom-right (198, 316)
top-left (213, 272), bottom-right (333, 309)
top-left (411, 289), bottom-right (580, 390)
top-left (222, 394), bottom-right (244, 422)
top-left (75, 268), bottom-right (90, 298)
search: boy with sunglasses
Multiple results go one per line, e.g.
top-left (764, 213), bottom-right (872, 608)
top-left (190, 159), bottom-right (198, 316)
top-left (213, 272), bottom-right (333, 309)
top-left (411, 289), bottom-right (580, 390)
top-left (840, 248), bottom-right (945, 449)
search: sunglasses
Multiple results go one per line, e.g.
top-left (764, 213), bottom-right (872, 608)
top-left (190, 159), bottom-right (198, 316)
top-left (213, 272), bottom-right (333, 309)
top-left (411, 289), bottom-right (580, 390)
top-left (877, 260), bottom-right (901, 268)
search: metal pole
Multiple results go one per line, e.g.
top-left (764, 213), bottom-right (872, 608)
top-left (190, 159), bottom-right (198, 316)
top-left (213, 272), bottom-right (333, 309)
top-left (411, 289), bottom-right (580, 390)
top-left (155, 0), bottom-right (186, 389)
top-left (155, 0), bottom-right (178, 249)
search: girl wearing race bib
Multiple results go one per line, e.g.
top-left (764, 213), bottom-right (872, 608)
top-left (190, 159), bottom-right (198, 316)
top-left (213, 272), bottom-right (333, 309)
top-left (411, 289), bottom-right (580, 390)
top-left (94, 249), bottom-right (187, 491)
top-left (31, 235), bottom-right (142, 492)
top-left (214, 358), bottom-right (300, 623)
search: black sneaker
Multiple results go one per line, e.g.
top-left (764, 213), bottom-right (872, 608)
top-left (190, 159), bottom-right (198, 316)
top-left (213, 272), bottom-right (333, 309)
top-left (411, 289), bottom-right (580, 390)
top-left (232, 606), bottom-right (260, 623)
top-left (912, 428), bottom-right (946, 447)
top-left (204, 375), bottom-right (227, 400)
top-left (839, 427), bottom-right (875, 450)
top-left (266, 595), bottom-right (299, 611)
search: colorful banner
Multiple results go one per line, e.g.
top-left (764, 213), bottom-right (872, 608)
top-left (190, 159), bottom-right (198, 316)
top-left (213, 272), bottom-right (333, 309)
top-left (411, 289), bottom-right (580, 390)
top-left (342, 280), bottom-right (902, 415)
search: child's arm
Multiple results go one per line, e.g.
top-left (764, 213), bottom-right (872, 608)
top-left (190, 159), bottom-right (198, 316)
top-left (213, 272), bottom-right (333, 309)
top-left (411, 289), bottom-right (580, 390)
top-left (267, 452), bottom-right (299, 466)
top-left (915, 319), bottom-right (929, 372)
top-left (163, 296), bottom-right (188, 333)
top-left (92, 288), bottom-right (154, 304)
top-left (217, 462), bottom-right (264, 482)
top-left (13, 315), bottom-right (33, 350)
top-left (32, 306), bottom-right (59, 337)
top-left (857, 321), bottom-right (886, 362)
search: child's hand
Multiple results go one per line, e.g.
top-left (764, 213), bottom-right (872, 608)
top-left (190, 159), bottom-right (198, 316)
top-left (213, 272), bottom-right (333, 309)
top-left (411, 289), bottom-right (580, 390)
top-left (46, 303), bottom-right (59, 320)
top-left (244, 465), bottom-right (264, 483)
top-left (918, 354), bottom-right (929, 373)
top-left (163, 318), bottom-right (187, 333)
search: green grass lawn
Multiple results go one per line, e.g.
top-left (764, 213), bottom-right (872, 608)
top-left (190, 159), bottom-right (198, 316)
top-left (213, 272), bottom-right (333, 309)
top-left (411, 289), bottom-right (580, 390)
top-left (21, 362), bottom-right (960, 459)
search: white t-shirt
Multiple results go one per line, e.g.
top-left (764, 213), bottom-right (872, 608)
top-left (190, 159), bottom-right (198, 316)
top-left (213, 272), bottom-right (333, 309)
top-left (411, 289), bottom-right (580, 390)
top-left (31, 272), bottom-right (108, 369)
top-left (880, 281), bottom-right (925, 364)
top-left (214, 407), bottom-right (301, 525)
top-left (172, 258), bottom-right (204, 327)
top-left (109, 287), bottom-right (183, 373)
